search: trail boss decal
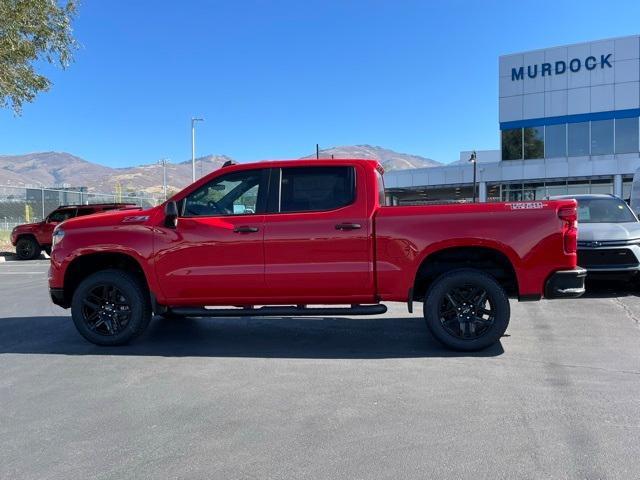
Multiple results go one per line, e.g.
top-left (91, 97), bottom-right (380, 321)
top-left (508, 202), bottom-right (546, 210)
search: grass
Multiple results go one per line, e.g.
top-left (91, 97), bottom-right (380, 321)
top-left (0, 231), bottom-right (12, 251)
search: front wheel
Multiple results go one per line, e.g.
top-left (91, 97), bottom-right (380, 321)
top-left (71, 269), bottom-right (151, 346)
top-left (16, 237), bottom-right (41, 260)
top-left (424, 268), bottom-right (510, 351)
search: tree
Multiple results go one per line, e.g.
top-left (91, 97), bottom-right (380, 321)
top-left (0, 0), bottom-right (78, 114)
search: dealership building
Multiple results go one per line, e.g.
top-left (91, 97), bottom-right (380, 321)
top-left (385, 35), bottom-right (640, 203)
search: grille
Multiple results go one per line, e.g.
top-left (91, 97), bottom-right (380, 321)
top-left (578, 248), bottom-right (639, 267)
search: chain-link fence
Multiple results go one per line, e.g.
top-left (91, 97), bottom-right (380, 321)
top-left (0, 186), bottom-right (163, 231)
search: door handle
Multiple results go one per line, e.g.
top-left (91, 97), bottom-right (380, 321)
top-left (335, 223), bottom-right (361, 231)
top-left (233, 226), bottom-right (259, 233)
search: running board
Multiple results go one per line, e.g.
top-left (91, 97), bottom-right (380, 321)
top-left (169, 304), bottom-right (387, 317)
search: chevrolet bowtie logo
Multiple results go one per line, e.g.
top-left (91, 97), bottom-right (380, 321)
top-left (587, 241), bottom-right (602, 248)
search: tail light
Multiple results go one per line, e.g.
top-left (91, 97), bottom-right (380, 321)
top-left (558, 205), bottom-right (577, 254)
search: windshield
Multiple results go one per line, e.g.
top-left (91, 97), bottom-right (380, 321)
top-left (576, 197), bottom-right (638, 224)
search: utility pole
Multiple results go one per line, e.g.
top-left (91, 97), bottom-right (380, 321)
top-left (469, 150), bottom-right (477, 203)
top-left (158, 158), bottom-right (169, 200)
top-left (316, 144), bottom-right (320, 159)
top-left (191, 117), bottom-right (204, 182)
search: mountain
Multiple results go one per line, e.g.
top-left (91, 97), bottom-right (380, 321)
top-left (0, 146), bottom-right (440, 196)
top-left (104, 155), bottom-right (232, 195)
top-left (301, 145), bottom-right (442, 170)
top-left (0, 152), bottom-right (232, 196)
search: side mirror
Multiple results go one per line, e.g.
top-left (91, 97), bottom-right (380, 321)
top-left (164, 201), bottom-right (179, 228)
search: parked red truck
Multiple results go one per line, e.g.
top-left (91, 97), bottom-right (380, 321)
top-left (48, 159), bottom-right (585, 350)
top-left (11, 203), bottom-right (137, 260)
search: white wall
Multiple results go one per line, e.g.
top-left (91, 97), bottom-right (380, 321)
top-left (384, 155), bottom-right (640, 189)
top-left (499, 35), bottom-right (640, 123)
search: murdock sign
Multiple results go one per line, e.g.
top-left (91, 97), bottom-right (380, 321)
top-left (511, 54), bottom-right (612, 81)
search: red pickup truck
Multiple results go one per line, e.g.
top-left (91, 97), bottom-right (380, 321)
top-left (48, 159), bottom-right (585, 351)
top-left (11, 203), bottom-right (137, 260)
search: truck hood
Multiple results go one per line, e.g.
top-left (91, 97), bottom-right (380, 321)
top-left (60, 206), bottom-right (158, 230)
top-left (13, 222), bottom-right (42, 232)
top-left (578, 221), bottom-right (640, 241)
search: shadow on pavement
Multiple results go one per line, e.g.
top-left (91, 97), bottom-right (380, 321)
top-left (581, 277), bottom-right (640, 299)
top-left (0, 314), bottom-right (504, 359)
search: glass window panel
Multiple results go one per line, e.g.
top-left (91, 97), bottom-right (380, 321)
top-left (545, 124), bottom-right (567, 157)
top-left (590, 182), bottom-right (613, 195)
top-left (615, 117), bottom-right (639, 154)
top-left (524, 127), bottom-right (544, 159)
top-left (501, 129), bottom-right (523, 160)
top-left (575, 197), bottom-right (637, 223)
top-left (280, 166), bottom-right (355, 212)
top-left (568, 122), bottom-right (590, 156)
top-left (523, 182), bottom-right (546, 200)
top-left (546, 182), bottom-right (568, 197)
top-left (591, 119), bottom-right (614, 155)
top-left (507, 190), bottom-right (523, 202)
top-left (184, 169), bottom-right (262, 217)
top-left (487, 184), bottom-right (501, 202)
top-left (567, 182), bottom-right (590, 195)
top-left (623, 178), bottom-right (633, 201)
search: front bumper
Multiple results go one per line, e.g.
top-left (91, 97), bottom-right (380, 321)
top-left (49, 287), bottom-right (69, 308)
top-left (545, 267), bottom-right (587, 299)
top-left (577, 244), bottom-right (640, 273)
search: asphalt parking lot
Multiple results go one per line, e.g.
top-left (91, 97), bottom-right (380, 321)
top-left (1, 260), bottom-right (639, 480)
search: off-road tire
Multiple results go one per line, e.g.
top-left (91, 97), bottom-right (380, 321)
top-left (71, 269), bottom-right (151, 346)
top-left (424, 268), bottom-right (510, 351)
top-left (16, 237), bottom-right (41, 260)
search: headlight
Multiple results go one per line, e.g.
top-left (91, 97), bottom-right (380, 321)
top-left (52, 228), bottom-right (65, 248)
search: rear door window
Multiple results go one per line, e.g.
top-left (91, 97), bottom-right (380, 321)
top-left (278, 166), bottom-right (355, 213)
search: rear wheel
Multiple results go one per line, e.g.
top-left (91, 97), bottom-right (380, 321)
top-left (71, 269), bottom-right (151, 346)
top-left (423, 268), bottom-right (510, 351)
top-left (16, 237), bottom-right (41, 260)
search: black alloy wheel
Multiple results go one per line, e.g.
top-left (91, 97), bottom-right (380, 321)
top-left (438, 284), bottom-right (495, 340)
top-left (81, 284), bottom-right (132, 336)
top-left (424, 268), bottom-right (510, 351)
top-left (16, 237), bottom-right (40, 260)
top-left (71, 269), bottom-right (151, 346)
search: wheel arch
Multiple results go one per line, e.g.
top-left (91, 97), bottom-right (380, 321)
top-left (63, 252), bottom-right (151, 307)
top-left (413, 245), bottom-right (519, 301)
top-left (15, 233), bottom-right (39, 245)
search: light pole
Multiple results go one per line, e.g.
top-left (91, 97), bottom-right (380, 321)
top-left (191, 117), bottom-right (204, 182)
top-left (469, 150), bottom-right (477, 203)
top-left (158, 158), bottom-right (169, 200)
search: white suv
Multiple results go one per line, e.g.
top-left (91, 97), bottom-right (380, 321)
top-left (551, 194), bottom-right (640, 276)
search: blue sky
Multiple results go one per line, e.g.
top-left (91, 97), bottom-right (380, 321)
top-left (2, 0), bottom-right (640, 167)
